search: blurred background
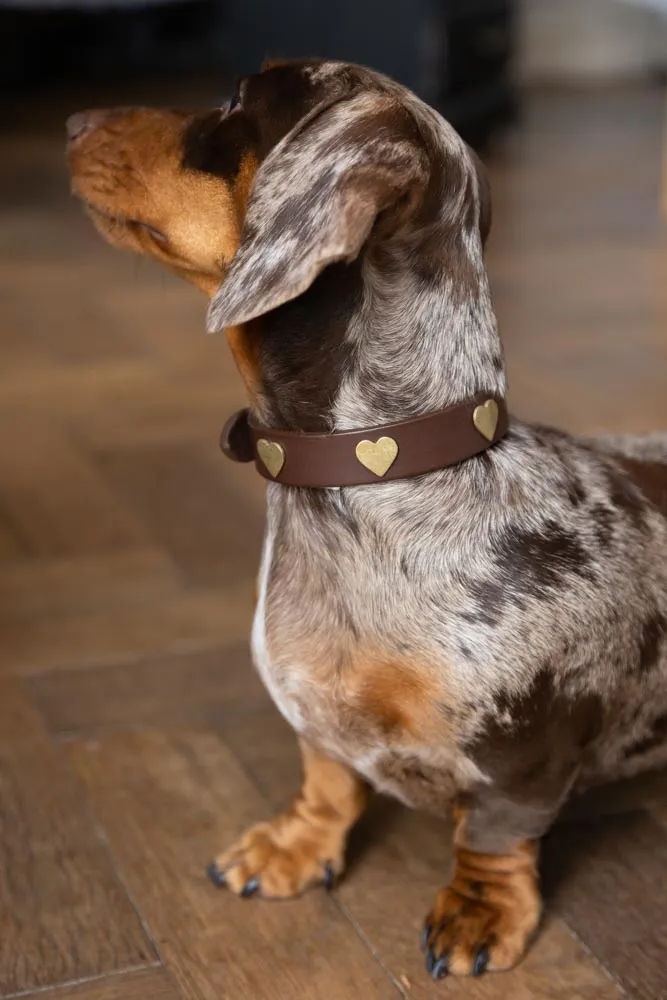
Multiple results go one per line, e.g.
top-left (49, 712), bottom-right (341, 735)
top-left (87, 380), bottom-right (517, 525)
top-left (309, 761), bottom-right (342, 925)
top-left (1, 3), bottom-right (667, 1000)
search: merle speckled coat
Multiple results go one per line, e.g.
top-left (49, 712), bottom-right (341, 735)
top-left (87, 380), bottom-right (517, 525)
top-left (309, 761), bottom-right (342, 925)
top-left (204, 61), bottom-right (667, 855)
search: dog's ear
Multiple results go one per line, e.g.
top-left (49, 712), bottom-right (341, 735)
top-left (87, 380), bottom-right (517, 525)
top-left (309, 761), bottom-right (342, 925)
top-left (208, 94), bottom-right (429, 330)
top-left (468, 146), bottom-right (492, 248)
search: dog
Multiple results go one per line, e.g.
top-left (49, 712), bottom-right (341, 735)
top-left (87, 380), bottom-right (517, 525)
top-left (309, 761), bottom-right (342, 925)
top-left (66, 58), bottom-right (667, 980)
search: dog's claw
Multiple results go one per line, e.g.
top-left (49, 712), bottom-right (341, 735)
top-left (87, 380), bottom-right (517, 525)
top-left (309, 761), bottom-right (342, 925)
top-left (425, 947), bottom-right (437, 976)
top-left (323, 863), bottom-right (335, 891)
top-left (473, 946), bottom-right (489, 977)
top-left (432, 956), bottom-right (448, 980)
top-left (240, 877), bottom-right (260, 898)
top-left (420, 925), bottom-right (431, 952)
top-left (206, 862), bottom-right (226, 887)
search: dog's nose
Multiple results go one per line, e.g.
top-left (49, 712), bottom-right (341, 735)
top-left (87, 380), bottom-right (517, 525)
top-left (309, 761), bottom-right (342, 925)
top-left (66, 109), bottom-right (110, 143)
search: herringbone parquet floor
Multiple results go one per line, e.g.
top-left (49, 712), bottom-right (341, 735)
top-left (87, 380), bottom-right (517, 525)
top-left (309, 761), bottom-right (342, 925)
top-left (1, 80), bottom-right (666, 1000)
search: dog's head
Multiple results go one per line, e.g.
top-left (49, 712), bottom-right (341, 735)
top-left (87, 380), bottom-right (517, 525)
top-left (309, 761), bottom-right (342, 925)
top-left (67, 59), bottom-right (491, 333)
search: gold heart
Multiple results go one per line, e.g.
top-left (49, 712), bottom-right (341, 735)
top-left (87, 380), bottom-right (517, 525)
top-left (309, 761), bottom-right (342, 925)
top-left (256, 439), bottom-right (286, 478)
top-left (472, 399), bottom-right (499, 442)
top-left (355, 436), bottom-right (399, 477)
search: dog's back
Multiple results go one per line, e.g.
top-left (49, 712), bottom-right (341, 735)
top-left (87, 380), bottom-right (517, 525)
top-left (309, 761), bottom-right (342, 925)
top-left (590, 431), bottom-right (667, 517)
top-left (557, 430), bottom-right (667, 785)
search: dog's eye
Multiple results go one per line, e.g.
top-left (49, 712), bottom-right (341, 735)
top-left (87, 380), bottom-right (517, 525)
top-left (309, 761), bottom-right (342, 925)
top-left (135, 221), bottom-right (168, 246)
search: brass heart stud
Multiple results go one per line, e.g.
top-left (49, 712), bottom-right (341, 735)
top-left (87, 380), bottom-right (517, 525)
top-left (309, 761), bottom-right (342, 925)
top-left (472, 399), bottom-right (499, 442)
top-left (256, 439), bottom-right (286, 478)
top-left (355, 436), bottom-right (399, 477)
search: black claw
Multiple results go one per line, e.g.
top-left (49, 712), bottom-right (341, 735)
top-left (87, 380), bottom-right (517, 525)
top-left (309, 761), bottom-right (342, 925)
top-left (323, 863), bottom-right (335, 891)
top-left (240, 877), bottom-right (260, 898)
top-left (420, 924), bottom-right (431, 952)
top-left (206, 862), bottom-right (226, 887)
top-left (432, 956), bottom-right (448, 980)
top-left (473, 946), bottom-right (489, 977)
top-left (425, 947), bottom-right (437, 976)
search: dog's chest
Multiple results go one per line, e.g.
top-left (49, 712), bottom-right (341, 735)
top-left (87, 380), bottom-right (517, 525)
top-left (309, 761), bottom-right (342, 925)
top-left (252, 529), bottom-right (470, 813)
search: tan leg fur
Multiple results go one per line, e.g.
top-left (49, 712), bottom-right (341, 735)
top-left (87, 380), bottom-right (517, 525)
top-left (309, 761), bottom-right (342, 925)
top-left (209, 740), bottom-right (367, 899)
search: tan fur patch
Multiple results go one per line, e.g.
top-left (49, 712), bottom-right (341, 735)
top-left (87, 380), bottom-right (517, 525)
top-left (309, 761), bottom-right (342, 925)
top-left (225, 321), bottom-right (262, 399)
top-left (68, 109), bottom-right (262, 395)
top-left (351, 656), bottom-right (445, 738)
top-left (234, 150), bottom-right (259, 218)
top-left (67, 109), bottom-right (236, 287)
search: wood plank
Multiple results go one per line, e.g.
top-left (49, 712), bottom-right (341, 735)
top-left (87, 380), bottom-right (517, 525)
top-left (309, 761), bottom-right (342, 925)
top-left (0, 358), bottom-right (156, 418)
top-left (544, 811), bottom-right (667, 1000)
top-left (99, 283), bottom-right (212, 361)
top-left (0, 309), bottom-right (54, 380)
top-left (27, 644), bottom-right (267, 737)
top-left (1, 580), bottom-right (255, 676)
top-left (0, 209), bottom-right (97, 264)
top-left (97, 442), bottom-right (261, 586)
top-left (0, 359), bottom-right (248, 452)
top-left (0, 548), bottom-right (181, 622)
top-left (17, 967), bottom-right (181, 1000)
top-left (27, 645), bottom-right (300, 808)
top-left (74, 367), bottom-right (245, 450)
top-left (0, 420), bottom-right (145, 557)
top-left (69, 729), bottom-right (399, 1000)
top-left (0, 678), bottom-right (155, 995)
top-left (0, 507), bottom-right (24, 562)
top-left (4, 273), bottom-right (144, 363)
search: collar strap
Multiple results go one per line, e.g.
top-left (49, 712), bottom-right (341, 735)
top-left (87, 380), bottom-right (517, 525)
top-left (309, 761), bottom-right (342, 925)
top-left (220, 395), bottom-right (509, 488)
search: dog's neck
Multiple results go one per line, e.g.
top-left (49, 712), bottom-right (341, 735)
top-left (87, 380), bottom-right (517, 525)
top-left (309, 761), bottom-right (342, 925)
top-left (253, 226), bottom-right (506, 434)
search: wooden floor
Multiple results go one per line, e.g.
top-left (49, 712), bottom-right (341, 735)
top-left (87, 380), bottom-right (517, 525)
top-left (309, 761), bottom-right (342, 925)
top-left (1, 81), bottom-right (667, 1000)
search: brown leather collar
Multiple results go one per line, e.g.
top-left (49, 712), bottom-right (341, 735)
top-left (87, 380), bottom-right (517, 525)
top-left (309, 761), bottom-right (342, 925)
top-left (220, 394), bottom-right (509, 488)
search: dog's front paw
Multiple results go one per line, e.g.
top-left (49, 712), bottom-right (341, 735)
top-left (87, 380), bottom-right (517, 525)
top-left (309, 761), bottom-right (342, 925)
top-left (422, 860), bottom-right (542, 978)
top-left (206, 818), bottom-right (344, 900)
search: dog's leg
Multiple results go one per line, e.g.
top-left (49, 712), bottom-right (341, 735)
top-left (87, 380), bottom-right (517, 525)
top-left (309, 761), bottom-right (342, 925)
top-left (208, 739), bottom-right (367, 898)
top-left (422, 802), bottom-right (545, 978)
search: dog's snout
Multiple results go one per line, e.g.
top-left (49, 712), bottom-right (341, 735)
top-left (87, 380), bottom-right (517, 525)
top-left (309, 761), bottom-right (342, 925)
top-left (66, 109), bottom-right (111, 143)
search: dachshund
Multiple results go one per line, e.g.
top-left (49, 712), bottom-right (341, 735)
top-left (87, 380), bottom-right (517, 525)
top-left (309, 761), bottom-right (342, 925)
top-left (66, 59), bottom-right (667, 979)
